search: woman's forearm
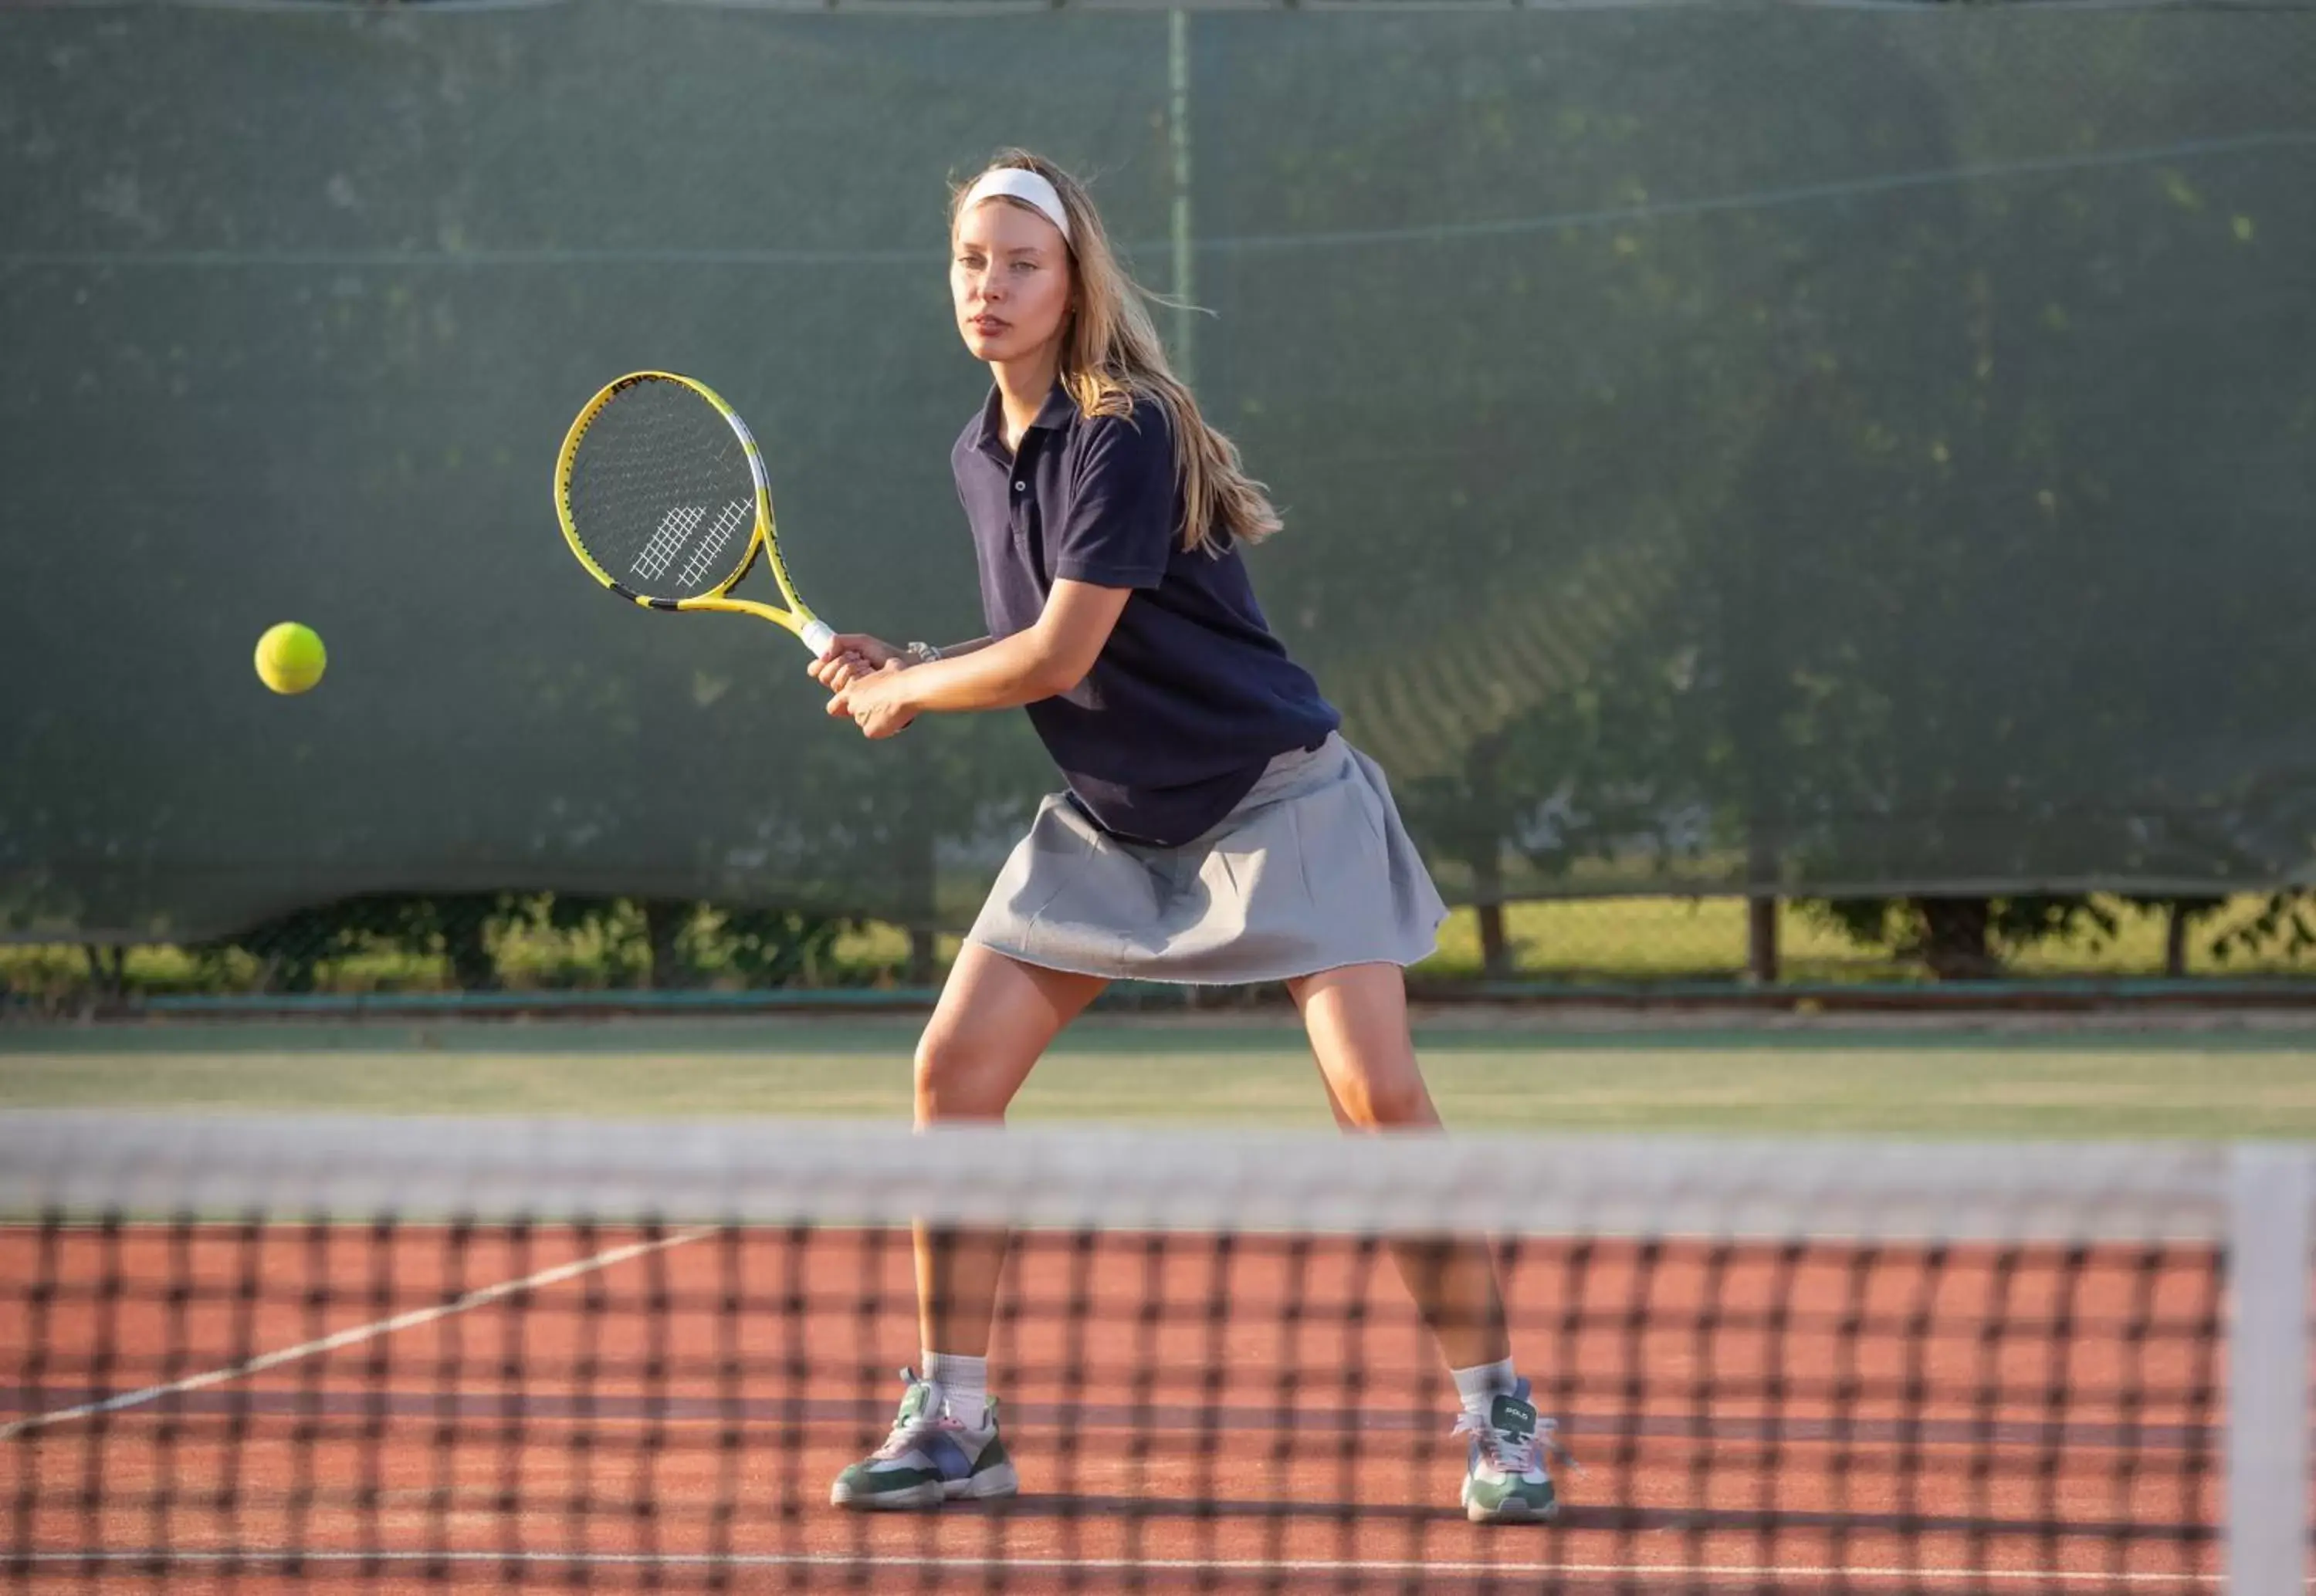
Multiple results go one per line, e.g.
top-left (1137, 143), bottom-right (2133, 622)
top-left (896, 631), bottom-right (1070, 713)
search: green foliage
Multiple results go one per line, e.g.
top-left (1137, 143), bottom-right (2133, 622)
top-left (2208, 891), bottom-right (2316, 966)
top-left (176, 892), bottom-right (853, 996)
top-left (703, 907), bottom-right (852, 988)
top-left (1800, 893), bottom-right (2316, 981)
top-left (1803, 894), bottom-right (2128, 979)
top-left (188, 896), bottom-right (426, 996)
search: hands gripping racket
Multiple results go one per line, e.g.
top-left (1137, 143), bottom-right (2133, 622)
top-left (555, 372), bottom-right (837, 657)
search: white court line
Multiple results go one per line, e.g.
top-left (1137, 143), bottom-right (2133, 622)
top-left (12, 1550), bottom-right (2227, 1585)
top-left (0, 1227), bottom-right (710, 1442)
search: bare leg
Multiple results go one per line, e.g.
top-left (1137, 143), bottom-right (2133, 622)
top-left (913, 942), bottom-right (1109, 1358)
top-left (1287, 962), bottom-right (1512, 1371)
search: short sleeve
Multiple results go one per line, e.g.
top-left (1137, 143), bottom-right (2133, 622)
top-left (1050, 402), bottom-right (1177, 590)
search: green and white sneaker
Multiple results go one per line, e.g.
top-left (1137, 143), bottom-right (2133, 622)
top-left (1454, 1378), bottom-right (1563, 1523)
top-left (829, 1368), bottom-right (1020, 1511)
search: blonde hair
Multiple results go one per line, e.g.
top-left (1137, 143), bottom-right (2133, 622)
top-left (949, 150), bottom-right (1282, 554)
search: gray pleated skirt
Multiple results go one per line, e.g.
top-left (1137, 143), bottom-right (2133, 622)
top-left (965, 733), bottom-right (1448, 985)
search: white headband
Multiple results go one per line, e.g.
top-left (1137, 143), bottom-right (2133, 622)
top-left (960, 167), bottom-right (1072, 244)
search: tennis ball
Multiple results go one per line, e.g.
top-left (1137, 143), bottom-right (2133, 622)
top-left (254, 622), bottom-right (327, 695)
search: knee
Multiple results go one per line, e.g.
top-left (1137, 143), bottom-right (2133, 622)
top-left (1332, 1066), bottom-right (1437, 1131)
top-left (914, 1031), bottom-right (1007, 1124)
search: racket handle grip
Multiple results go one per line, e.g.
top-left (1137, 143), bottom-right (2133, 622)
top-left (798, 619), bottom-right (835, 657)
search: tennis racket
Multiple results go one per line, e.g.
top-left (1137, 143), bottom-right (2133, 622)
top-left (554, 372), bottom-right (836, 657)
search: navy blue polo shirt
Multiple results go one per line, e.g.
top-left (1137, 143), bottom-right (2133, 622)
top-left (953, 384), bottom-right (1340, 847)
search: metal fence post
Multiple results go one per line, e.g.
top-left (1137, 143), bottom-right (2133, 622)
top-left (2227, 1145), bottom-right (2311, 1594)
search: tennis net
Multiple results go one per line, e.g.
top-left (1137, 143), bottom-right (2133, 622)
top-left (1, 1112), bottom-right (2306, 1593)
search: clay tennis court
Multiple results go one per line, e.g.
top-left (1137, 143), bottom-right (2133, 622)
top-left (1, 1217), bottom-right (2222, 1592)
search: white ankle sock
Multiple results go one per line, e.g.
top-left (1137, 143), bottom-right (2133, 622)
top-left (1450, 1358), bottom-right (1519, 1417)
top-left (923, 1351), bottom-right (989, 1427)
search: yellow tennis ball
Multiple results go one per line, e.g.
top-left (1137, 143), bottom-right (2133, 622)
top-left (254, 622), bottom-right (327, 695)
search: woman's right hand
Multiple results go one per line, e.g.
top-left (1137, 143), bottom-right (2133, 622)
top-left (808, 634), bottom-right (906, 692)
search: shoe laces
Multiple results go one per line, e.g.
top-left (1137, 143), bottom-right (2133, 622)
top-left (868, 1366), bottom-right (964, 1461)
top-left (1453, 1408), bottom-right (1574, 1478)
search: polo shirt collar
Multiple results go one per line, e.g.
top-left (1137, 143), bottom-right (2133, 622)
top-left (973, 381), bottom-right (1078, 462)
top-left (1030, 382), bottom-right (1076, 432)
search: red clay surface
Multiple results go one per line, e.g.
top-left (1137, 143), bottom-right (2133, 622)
top-left (0, 1223), bottom-right (2223, 1592)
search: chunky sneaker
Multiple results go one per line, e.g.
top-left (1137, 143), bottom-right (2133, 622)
top-left (1453, 1377), bottom-right (1563, 1523)
top-left (829, 1368), bottom-right (1021, 1511)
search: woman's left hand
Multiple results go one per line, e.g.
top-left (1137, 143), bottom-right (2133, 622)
top-left (827, 659), bottom-right (918, 739)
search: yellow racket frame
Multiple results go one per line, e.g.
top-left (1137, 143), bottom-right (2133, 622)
top-left (554, 371), bottom-right (835, 656)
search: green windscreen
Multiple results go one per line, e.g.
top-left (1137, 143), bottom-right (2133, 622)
top-left (2, 3), bottom-right (2310, 940)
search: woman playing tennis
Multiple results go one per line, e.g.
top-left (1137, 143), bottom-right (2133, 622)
top-left (811, 150), bottom-right (1560, 1523)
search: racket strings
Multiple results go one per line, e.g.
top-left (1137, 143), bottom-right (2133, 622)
top-left (565, 379), bottom-right (759, 603)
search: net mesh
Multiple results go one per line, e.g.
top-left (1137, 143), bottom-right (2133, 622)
top-left (2, 1114), bottom-right (2286, 1593)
